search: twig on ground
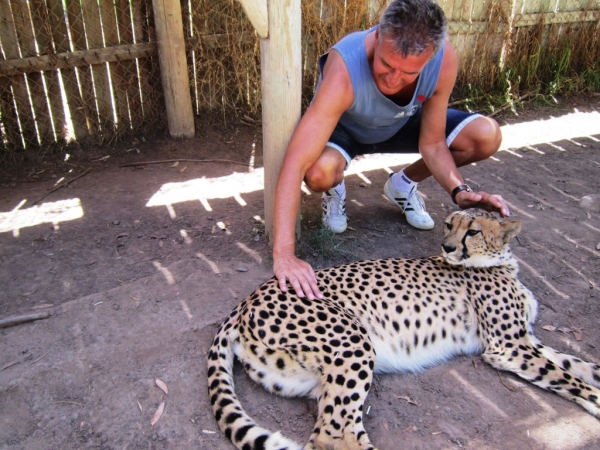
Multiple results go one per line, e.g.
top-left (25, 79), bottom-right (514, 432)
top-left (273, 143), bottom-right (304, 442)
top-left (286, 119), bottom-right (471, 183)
top-left (0, 311), bottom-right (52, 329)
top-left (29, 354), bottom-right (47, 365)
top-left (359, 225), bottom-right (387, 233)
top-left (496, 371), bottom-right (516, 391)
top-left (448, 96), bottom-right (483, 106)
top-left (34, 167), bottom-right (92, 205)
top-left (488, 93), bottom-right (533, 117)
top-left (120, 159), bottom-right (250, 168)
top-left (50, 401), bottom-right (86, 407)
top-left (1, 360), bottom-right (19, 371)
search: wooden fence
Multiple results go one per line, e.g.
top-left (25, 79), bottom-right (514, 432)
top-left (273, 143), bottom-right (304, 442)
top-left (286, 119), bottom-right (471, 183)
top-left (182, 0), bottom-right (599, 122)
top-left (1, 0), bottom-right (599, 160)
top-left (0, 0), bottom-right (164, 158)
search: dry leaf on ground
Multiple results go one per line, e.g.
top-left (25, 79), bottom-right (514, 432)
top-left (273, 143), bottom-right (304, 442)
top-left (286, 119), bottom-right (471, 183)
top-left (572, 329), bottom-right (583, 341)
top-left (155, 378), bottom-right (169, 395)
top-left (150, 402), bottom-right (165, 426)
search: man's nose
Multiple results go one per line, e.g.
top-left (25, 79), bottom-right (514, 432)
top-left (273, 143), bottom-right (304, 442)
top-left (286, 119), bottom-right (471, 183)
top-left (386, 72), bottom-right (401, 87)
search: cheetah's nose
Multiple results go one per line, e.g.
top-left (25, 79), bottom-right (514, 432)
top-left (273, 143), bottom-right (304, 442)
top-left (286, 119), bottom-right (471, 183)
top-left (442, 244), bottom-right (455, 254)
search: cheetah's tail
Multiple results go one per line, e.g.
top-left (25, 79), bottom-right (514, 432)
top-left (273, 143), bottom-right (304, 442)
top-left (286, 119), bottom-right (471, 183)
top-left (207, 326), bottom-right (303, 450)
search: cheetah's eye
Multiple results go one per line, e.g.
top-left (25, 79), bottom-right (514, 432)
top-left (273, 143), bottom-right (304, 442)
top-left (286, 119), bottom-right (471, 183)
top-left (445, 223), bottom-right (452, 230)
top-left (467, 229), bottom-right (480, 236)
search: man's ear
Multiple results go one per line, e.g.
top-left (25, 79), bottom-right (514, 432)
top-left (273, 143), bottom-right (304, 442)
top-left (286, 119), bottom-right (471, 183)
top-left (500, 219), bottom-right (522, 244)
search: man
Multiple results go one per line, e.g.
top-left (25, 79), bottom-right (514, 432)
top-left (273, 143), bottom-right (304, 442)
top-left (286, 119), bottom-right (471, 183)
top-left (273, 0), bottom-right (510, 300)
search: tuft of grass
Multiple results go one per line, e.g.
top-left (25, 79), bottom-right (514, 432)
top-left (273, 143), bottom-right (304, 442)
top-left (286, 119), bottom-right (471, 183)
top-left (582, 64), bottom-right (600, 92)
top-left (298, 210), bottom-right (342, 260)
top-left (305, 226), bottom-right (339, 259)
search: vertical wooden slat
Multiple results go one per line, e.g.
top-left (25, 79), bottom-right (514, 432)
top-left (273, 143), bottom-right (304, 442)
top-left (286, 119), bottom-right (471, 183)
top-left (47, 0), bottom-right (90, 140)
top-left (115, 0), bottom-right (144, 131)
top-left (0, 0), bottom-right (21, 149)
top-left (0, 76), bottom-right (21, 149)
top-left (100, 0), bottom-right (130, 134)
top-left (0, 0), bottom-right (36, 148)
top-left (81, 0), bottom-right (115, 136)
top-left (134, 0), bottom-right (163, 130)
top-left (66, 0), bottom-right (100, 138)
top-left (29, 0), bottom-right (67, 142)
top-left (11, 0), bottom-right (55, 145)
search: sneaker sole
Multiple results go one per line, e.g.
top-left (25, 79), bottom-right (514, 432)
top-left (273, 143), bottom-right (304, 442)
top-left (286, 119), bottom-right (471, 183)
top-left (322, 219), bottom-right (347, 234)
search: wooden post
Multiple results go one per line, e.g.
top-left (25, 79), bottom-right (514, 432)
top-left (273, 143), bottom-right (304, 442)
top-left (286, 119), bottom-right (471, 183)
top-left (237, 0), bottom-right (268, 39)
top-left (152, 0), bottom-right (195, 138)
top-left (260, 0), bottom-right (302, 240)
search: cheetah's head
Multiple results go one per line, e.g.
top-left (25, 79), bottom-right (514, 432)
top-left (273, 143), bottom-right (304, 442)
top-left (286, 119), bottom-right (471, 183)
top-left (441, 209), bottom-right (522, 268)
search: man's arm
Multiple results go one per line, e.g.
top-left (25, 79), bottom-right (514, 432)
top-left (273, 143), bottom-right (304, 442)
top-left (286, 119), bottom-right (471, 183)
top-left (272, 51), bottom-right (353, 300)
top-left (418, 42), bottom-right (509, 216)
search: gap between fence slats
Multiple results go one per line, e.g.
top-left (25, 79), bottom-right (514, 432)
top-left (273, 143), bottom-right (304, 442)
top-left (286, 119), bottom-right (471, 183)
top-left (53, 0), bottom-right (90, 141)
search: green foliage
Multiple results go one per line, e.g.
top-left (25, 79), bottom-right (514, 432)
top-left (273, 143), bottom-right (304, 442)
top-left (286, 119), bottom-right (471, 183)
top-left (453, 5), bottom-right (599, 113)
top-left (299, 210), bottom-right (341, 260)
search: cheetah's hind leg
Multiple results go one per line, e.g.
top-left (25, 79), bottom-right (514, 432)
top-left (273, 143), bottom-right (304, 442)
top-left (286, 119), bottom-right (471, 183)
top-left (482, 338), bottom-right (600, 418)
top-left (302, 348), bottom-right (378, 449)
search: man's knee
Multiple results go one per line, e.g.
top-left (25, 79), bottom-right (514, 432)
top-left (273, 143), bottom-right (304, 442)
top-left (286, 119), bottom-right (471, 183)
top-left (304, 149), bottom-right (346, 192)
top-left (453, 116), bottom-right (502, 160)
top-left (472, 116), bottom-right (502, 158)
top-left (304, 164), bottom-right (332, 192)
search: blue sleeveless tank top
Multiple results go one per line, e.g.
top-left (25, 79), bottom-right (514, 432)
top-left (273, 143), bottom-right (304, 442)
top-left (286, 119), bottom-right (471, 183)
top-left (318, 26), bottom-right (445, 144)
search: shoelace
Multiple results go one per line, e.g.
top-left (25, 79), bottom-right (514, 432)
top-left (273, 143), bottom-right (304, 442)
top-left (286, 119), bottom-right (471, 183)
top-left (407, 189), bottom-right (426, 212)
top-left (323, 193), bottom-right (345, 217)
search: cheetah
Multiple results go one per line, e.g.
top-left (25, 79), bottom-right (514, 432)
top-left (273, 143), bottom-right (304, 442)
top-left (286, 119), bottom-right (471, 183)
top-left (207, 208), bottom-right (600, 450)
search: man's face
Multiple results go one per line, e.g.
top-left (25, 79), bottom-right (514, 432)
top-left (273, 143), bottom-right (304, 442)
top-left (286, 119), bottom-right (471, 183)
top-left (372, 30), bottom-right (434, 95)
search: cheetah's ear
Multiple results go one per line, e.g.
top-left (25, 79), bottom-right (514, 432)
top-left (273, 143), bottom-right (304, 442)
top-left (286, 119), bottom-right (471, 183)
top-left (499, 219), bottom-right (522, 244)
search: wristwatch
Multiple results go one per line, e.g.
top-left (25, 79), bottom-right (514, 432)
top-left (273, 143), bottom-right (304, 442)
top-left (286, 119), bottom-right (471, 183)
top-left (451, 184), bottom-right (472, 204)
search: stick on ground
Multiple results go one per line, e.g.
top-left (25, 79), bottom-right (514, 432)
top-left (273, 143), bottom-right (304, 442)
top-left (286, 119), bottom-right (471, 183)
top-left (120, 159), bottom-right (250, 168)
top-left (34, 168), bottom-right (92, 205)
top-left (0, 311), bottom-right (52, 329)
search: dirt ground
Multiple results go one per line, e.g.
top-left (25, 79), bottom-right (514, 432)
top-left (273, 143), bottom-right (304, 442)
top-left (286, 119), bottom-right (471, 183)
top-left (1, 96), bottom-right (600, 450)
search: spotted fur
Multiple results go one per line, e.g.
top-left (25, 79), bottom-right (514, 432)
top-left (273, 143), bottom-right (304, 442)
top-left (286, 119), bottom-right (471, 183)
top-left (207, 209), bottom-right (600, 450)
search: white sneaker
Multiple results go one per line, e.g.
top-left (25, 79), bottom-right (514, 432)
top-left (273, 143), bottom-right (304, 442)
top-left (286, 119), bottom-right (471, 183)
top-left (384, 175), bottom-right (434, 230)
top-left (322, 188), bottom-right (347, 233)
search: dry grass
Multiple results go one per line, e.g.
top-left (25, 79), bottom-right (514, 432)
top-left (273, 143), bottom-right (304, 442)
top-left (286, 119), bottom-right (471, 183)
top-left (185, 0), bottom-right (384, 122)
top-left (186, 0), bottom-right (599, 120)
top-left (453, 1), bottom-right (600, 111)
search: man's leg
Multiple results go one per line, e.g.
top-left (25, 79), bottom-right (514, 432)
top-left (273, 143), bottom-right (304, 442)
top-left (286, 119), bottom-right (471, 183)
top-left (403, 115), bottom-right (502, 182)
top-left (305, 146), bottom-right (349, 233)
top-left (304, 146), bottom-right (347, 192)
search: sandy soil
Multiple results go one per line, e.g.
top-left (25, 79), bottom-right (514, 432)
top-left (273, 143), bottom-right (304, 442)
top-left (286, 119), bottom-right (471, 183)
top-left (1, 97), bottom-right (599, 450)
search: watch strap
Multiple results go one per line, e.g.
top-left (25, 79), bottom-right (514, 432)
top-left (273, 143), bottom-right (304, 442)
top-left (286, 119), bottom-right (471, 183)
top-left (451, 184), bottom-right (472, 204)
